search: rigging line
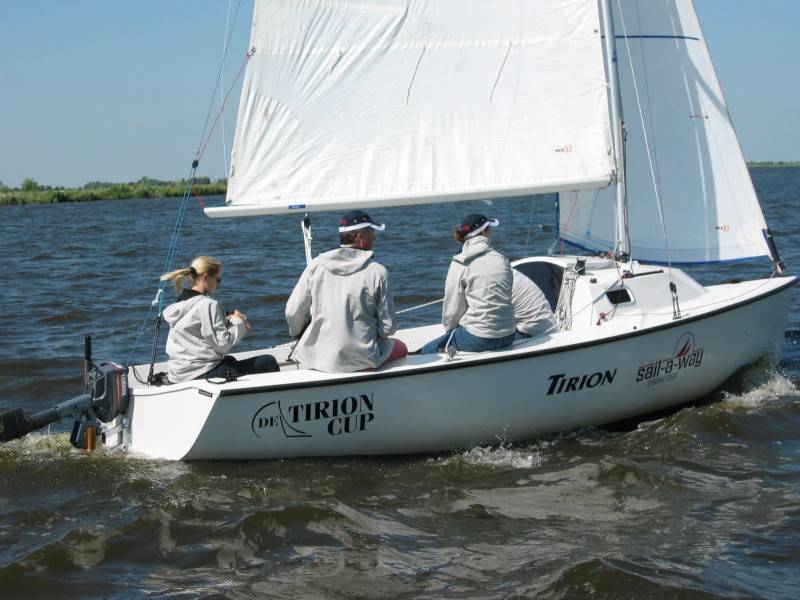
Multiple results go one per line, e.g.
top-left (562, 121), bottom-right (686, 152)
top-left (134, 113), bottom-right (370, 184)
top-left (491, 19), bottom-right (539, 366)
top-left (128, 5), bottom-right (243, 367)
top-left (613, 277), bottom-right (779, 317)
top-left (126, 171), bottom-right (196, 366)
top-left (570, 274), bottom-right (778, 324)
top-left (559, 192), bottom-right (581, 256)
top-left (614, 0), bottom-right (675, 278)
top-left (195, 0), bottom-right (244, 158)
top-left (196, 51), bottom-right (252, 164)
top-left (220, 0), bottom-right (233, 179)
top-left (397, 298), bottom-right (443, 315)
top-left (161, 176), bottom-right (196, 274)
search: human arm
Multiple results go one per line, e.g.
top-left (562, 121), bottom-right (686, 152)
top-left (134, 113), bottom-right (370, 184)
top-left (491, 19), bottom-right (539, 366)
top-left (375, 268), bottom-right (397, 339)
top-left (286, 266), bottom-right (313, 338)
top-left (441, 260), bottom-right (468, 331)
top-left (200, 299), bottom-right (246, 354)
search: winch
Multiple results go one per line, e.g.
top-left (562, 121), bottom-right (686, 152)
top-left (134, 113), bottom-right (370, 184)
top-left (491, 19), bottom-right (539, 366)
top-left (0, 336), bottom-right (129, 449)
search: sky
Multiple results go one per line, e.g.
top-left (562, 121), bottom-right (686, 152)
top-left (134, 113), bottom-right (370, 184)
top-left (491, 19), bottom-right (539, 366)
top-left (0, 0), bottom-right (798, 189)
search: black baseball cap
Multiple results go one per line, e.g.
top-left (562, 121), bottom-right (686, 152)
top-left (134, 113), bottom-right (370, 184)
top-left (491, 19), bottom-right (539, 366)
top-left (339, 210), bottom-right (386, 233)
top-left (460, 213), bottom-right (499, 239)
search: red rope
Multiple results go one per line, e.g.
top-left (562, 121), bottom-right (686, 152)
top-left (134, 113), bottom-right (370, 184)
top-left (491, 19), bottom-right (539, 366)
top-left (191, 184), bottom-right (206, 209)
top-left (196, 50), bottom-right (253, 165)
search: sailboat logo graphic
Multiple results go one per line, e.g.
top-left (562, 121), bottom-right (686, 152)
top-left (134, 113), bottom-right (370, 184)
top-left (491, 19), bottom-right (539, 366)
top-left (673, 332), bottom-right (696, 359)
top-left (251, 401), bottom-right (311, 439)
top-left (636, 332), bottom-right (705, 385)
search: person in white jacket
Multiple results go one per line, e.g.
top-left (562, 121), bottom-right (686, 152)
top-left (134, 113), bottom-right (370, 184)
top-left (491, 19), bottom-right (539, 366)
top-left (161, 256), bottom-right (278, 383)
top-left (285, 210), bottom-right (407, 372)
top-left (421, 214), bottom-right (516, 354)
top-left (512, 269), bottom-right (557, 338)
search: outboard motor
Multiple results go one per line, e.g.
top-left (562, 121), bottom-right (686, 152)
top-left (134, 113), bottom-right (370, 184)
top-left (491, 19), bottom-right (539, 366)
top-left (0, 336), bottom-right (129, 450)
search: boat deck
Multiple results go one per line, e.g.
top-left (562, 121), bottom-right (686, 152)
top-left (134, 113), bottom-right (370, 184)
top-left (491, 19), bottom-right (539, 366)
top-left (128, 258), bottom-right (792, 396)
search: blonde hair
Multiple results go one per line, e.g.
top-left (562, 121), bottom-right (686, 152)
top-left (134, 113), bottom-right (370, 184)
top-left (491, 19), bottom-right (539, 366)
top-left (160, 255), bottom-right (222, 293)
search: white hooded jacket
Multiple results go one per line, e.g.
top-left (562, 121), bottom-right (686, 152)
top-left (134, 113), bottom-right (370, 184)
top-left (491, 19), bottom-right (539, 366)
top-left (162, 289), bottom-right (246, 383)
top-left (286, 247), bottom-right (396, 372)
top-left (442, 236), bottom-right (516, 338)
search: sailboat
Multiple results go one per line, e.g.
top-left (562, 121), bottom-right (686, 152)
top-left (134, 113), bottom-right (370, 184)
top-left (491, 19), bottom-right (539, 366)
top-left (2, 0), bottom-right (794, 460)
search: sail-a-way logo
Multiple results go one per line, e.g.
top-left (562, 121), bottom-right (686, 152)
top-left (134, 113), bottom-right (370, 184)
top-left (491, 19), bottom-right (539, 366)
top-left (636, 332), bottom-right (704, 387)
top-left (251, 393), bottom-right (375, 439)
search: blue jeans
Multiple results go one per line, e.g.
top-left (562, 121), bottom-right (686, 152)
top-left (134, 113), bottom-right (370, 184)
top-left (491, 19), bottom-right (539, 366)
top-left (420, 326), bottom-right (516, 355)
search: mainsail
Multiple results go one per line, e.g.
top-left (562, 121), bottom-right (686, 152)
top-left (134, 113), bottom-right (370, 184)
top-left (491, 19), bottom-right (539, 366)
top-left (559, 0), bottom-right (772, 264)
top-left (208, 0), bottom-right (614, 217)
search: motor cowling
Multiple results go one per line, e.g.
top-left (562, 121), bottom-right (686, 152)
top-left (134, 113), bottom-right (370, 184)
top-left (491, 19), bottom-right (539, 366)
top-left (88, 361), bottom-right (129, 422)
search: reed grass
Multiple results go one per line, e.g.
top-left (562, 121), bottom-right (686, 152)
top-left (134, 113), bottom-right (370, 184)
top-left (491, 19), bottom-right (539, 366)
top-left (0, 181), bottom-right (227, 206)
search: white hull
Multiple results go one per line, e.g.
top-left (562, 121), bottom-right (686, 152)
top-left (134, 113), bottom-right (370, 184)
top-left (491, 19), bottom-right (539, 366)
top-left (108, 259), bottom-right (795, 460)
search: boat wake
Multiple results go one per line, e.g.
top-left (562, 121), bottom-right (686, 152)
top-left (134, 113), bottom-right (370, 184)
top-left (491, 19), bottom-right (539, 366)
top-left (0, 430), bottom-right (74, 464)
top-left (720, 371), bottom-right (798, 409)
top-left (431, 442), bottom-right (549, 470)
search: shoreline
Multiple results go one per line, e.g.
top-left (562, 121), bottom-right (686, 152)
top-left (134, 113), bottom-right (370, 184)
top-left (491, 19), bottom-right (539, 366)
top-left (2, 163), bottom-right (797, 206)
top-left (0, 181), bottom-right (227, 206)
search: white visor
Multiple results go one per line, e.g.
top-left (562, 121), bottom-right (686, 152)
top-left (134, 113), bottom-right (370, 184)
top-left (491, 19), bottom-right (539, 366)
top-left (338, 222), bottom-right (386, 233)
top-left (464, 219), bottom-right (499, 239)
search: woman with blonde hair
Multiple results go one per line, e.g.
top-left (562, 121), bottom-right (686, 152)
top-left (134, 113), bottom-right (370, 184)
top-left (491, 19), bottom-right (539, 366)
top-left (160, 256), bottom-right (278, 383)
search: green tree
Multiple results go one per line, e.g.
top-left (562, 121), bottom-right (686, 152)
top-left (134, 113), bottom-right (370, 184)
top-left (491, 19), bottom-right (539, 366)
top-left (21, 178), bottom-right (39, 192)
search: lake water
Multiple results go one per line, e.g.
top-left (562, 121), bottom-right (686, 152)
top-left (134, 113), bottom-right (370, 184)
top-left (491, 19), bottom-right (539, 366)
top-left (1, 169), bottom-right (799, 598)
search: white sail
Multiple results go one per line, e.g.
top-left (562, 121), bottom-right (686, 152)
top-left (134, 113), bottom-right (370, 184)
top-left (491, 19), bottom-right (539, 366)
top-left (209, 0), bottom-right (613, 218)
top-left (559, 0), bottom-right (772, 264)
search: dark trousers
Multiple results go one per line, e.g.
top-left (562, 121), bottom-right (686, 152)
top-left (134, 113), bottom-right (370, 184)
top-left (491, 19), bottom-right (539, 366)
top-left (202, 354), bottom-right (279, 380)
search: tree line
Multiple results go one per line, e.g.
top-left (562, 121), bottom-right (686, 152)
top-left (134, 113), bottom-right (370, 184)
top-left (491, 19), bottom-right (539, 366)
top-left (0, 176), bottom-right (227, 206)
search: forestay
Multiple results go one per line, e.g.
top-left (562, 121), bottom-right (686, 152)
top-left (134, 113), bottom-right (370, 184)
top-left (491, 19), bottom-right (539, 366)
top-left (559, 0), bottom-right (772, 264)
top-left (209, 0), bottom-right (613, 218)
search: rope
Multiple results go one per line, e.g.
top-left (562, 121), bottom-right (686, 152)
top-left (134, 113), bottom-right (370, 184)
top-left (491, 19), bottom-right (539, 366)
top-left (125, 172), bottom-right (196, 366)
top-left (195, 0), bottom-right (244, 160)
top-left (615, 1), bottom-right (676, 282)
top-left (397, 298), bottom-right (443, 315)
top-left (568, 270), bottom-right (778, 328)
top-left (125, 5), bottom-right (250, 367)
top-left (559, 191), bottom-right (581, 256)
top-left (220, 0), bottom-right (234, 178)
top-left (196, 50), bottom-right (252, 165)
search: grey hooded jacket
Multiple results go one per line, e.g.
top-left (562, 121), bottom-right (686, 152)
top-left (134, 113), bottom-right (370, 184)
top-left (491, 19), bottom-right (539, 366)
top-left (163, 290), bottom-right (246, 383)
top-left (512, 270), bottom-right (557, 337)
top-left (285, 247), bottom-right (397, 372)
top-left (442, 236), bottom-right (516, 338)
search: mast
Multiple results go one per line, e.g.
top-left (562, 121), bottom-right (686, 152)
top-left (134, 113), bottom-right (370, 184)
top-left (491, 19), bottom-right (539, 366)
top-left (599, 0), bottom-right (630, 260)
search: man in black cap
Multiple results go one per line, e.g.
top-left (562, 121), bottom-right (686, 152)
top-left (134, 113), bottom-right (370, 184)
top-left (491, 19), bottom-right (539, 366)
top-left (420, 213), bottom-right (516, 354)
top-left (285, 210), bottom-right (407, 372)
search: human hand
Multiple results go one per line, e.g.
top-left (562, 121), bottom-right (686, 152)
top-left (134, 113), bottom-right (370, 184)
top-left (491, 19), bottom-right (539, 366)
top-left (231, 309), bottom-right (253, 333)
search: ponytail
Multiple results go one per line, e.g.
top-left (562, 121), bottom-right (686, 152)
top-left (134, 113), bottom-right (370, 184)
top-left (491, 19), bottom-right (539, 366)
top-left (160, 255), bottom-right (222, 294)
top-left (160, 267), bottom-right (194, 294)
